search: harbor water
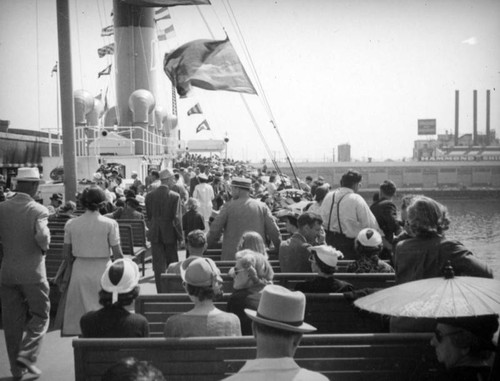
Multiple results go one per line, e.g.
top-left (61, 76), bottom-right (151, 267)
top-left (397, 196), bottom-right (500, 278)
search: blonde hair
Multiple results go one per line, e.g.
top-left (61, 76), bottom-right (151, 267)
top-left (186, 197), bottom-right (200, 211)
top-left (237, 231), bottom-right (267, 258)
top-left (235, 249), bottom-right (274, 282)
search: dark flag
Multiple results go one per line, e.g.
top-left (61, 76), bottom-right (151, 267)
top-left (122, 0), bottom-right (211, 7)
top-left (98, 43), bottom-right (115, 58)
top-left (187, 103), bottom-right (203, 116)
top-left (164, 38), bottom-right (257, 97)
top-left (196, 120), bottom-right (210, 133)
top-left (51, 62), bottom-right (58, 77)
top-left (101, 25), bottom-right (114, 37)
top-left (98, 64), bottom-right (112, 78)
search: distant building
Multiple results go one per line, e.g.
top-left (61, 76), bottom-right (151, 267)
top-left (413, 130), bottom-right (499, 161)
top-left (337, 144), bottom-right (351, 162)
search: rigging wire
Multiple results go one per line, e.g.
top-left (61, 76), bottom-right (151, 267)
top-left (198, 2), bottom-right (283, 175)
top-left (221, 0), bottom-right (299, 185)
top-left (74, 0), bottom-right (84, 89)
top-left (35, 0), bottom-right (41, 132)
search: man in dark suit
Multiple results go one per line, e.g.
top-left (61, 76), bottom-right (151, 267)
top-left (145, 168), bottom-right (183, 292)
top-left (370, 180), bottom-right (402, 258)
top-left (279, 212), bottom-right (323, 273)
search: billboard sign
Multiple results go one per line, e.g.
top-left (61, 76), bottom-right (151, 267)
top-left (418, 119), bottom-right (436, 135)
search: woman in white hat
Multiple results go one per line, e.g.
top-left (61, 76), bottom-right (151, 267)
top-left (164, 257), bottom-right (241, 337)
top-left (80, 258), bottom-right (149, 338)
top-left (193, 173), bottom-right (214, 230)
top-left (62, 187), bottom-right (124, 336)
top-left (346, 228), bottom-right (395, 273)
top-left (294, 245), bottom-right (354, 293)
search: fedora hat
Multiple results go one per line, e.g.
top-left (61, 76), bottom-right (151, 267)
top-left (231, 177), bottom-right (251, 190)
top-left (16, 167), bottom-right (44, 183)
top-left (245, 285), bottom-right (316, 333)
top-left (159, 168), bottom-right (174, 180)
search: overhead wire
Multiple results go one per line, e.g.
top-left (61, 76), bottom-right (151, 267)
top-left (221, 0), bottom-right (299, 184)
top-left (196, 1), bottom-right (283, 175)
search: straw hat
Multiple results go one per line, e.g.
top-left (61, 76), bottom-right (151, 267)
top-left (100, 258), bottom-right (140, 304)
top-left (245, 285), bottom-right (316, 333)
top-left (231, 177), bottom-right (251, 190)
top-left (16, 167), bottom-right (44, 182)
top-left (159, 168), bottom-right (174, 180)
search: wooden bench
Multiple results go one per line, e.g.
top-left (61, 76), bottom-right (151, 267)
top-left (117, 219), bottom-right (150, 276)
top-left (160, 272), bottom-right (395, 293)
top-left (135, 293), bottom-right (388, 337)
top-left (212, 259), bottom-right (391, 274)
top-left (118, 224), bottom-right (147, 275)
top-left (73, 333), bottom-right (444, 381)
top-left (204, 248), bottom-right (279, 261)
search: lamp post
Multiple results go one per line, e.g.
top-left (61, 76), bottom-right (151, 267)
top-left (224, 136), bottom-right (229, 160)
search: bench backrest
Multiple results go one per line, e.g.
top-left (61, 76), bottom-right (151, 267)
top-left (160, 272), bottom-right (395, 293)
top-left (73, 333), bottom-right (444, 381)
top-left (118, 224), bottom-right (135, 256)
top-left (135, 293), bottom-right (388, 337)
top-left (212, 259), bottom-right (390, 274)
top-left (117, 219), bottom-right (148, 248)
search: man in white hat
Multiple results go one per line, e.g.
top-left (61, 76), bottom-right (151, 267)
top-left (207, 177), bottom-right (281, 260)
top-left (0, 167), bottom-right (50, 378)
top-left (223, 285), bottom-right (328, 380)
top-left (145, 168), bottom-right (183, 292)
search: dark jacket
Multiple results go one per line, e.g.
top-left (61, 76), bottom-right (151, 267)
top-left (370, 198), bottom-right (402, 243)
top-left (145, 185), bottom-right (181, 244)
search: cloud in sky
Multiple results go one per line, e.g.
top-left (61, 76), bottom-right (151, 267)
top-left (461, 37), bottom-right (478, 45)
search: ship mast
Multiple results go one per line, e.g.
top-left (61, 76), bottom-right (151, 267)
top-left (56, 0), bottom-right (77, 201)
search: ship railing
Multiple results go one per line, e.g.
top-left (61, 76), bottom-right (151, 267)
top-left (74, 125), bottom-right (168, 157)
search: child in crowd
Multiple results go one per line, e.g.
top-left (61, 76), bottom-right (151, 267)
top-left (346, 228), bottom-right (395, 273)
top-left (295, 245), bottom-right (354, 293)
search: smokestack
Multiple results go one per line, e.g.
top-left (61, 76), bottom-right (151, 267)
top-left (486, 90), bottom-right (491, 146)
top-left (473, 90), bottom-right (478, 146)
top-left (454, 90), bottom-right (459, 146)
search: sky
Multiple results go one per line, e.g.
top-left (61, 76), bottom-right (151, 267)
top-left (0, 0), bottom-right (499, 163)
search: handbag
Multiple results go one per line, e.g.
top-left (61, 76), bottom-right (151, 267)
top-left (53, 256), bottom-right (73, 332)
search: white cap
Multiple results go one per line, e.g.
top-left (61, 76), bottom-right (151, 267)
top-left (310, 245), bottom-right (343, 268)
top-left (100, 258), bottom-right (140, 304)
top-left (356, 228), bottom-right (382, 247)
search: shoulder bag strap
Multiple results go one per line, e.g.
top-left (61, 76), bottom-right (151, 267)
top-left (327, 192), bottom-right (336, 231)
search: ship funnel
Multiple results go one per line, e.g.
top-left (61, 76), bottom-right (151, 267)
top-left (163, 114), bottom-right (178, 134)
top-left (103, 106), bottom-right (118, 127)
top-left (129, 89), bottom-right (155, 127)
top-left (87, 95), bottom-right (105, 126)
top-left (74, 89), bottom-right (94, 126)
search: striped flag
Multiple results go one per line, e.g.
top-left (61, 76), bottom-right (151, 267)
top-left (51, 62), bottom-right (58, 77)
top-left (97, 43), bottom-right (115, 58)
top-left (158, 25), bottom-right (176, 41)
top-left (101, 25), bottom-right (114, 37)
top-left (196, 120), bottom-right (210, 133)
top-left (155, 7), bottom-right (171, 21)
top-left (164, 38), bottom-right (256, 97)
top-left (98, 64), bottom-right (112, 78)
top-left (187, 103), bottom-right (203, 116)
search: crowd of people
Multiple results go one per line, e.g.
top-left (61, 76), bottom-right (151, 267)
top-left (0, 163), bottom-right (498, 380)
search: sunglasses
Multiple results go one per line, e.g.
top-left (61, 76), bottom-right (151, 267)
top-left (434, 329), bottom-right (462, 343)
top-left (229, 266), bottom-right (246, 277)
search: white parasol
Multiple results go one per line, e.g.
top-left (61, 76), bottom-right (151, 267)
top-left (354, 270), bottom-right (500, 318)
